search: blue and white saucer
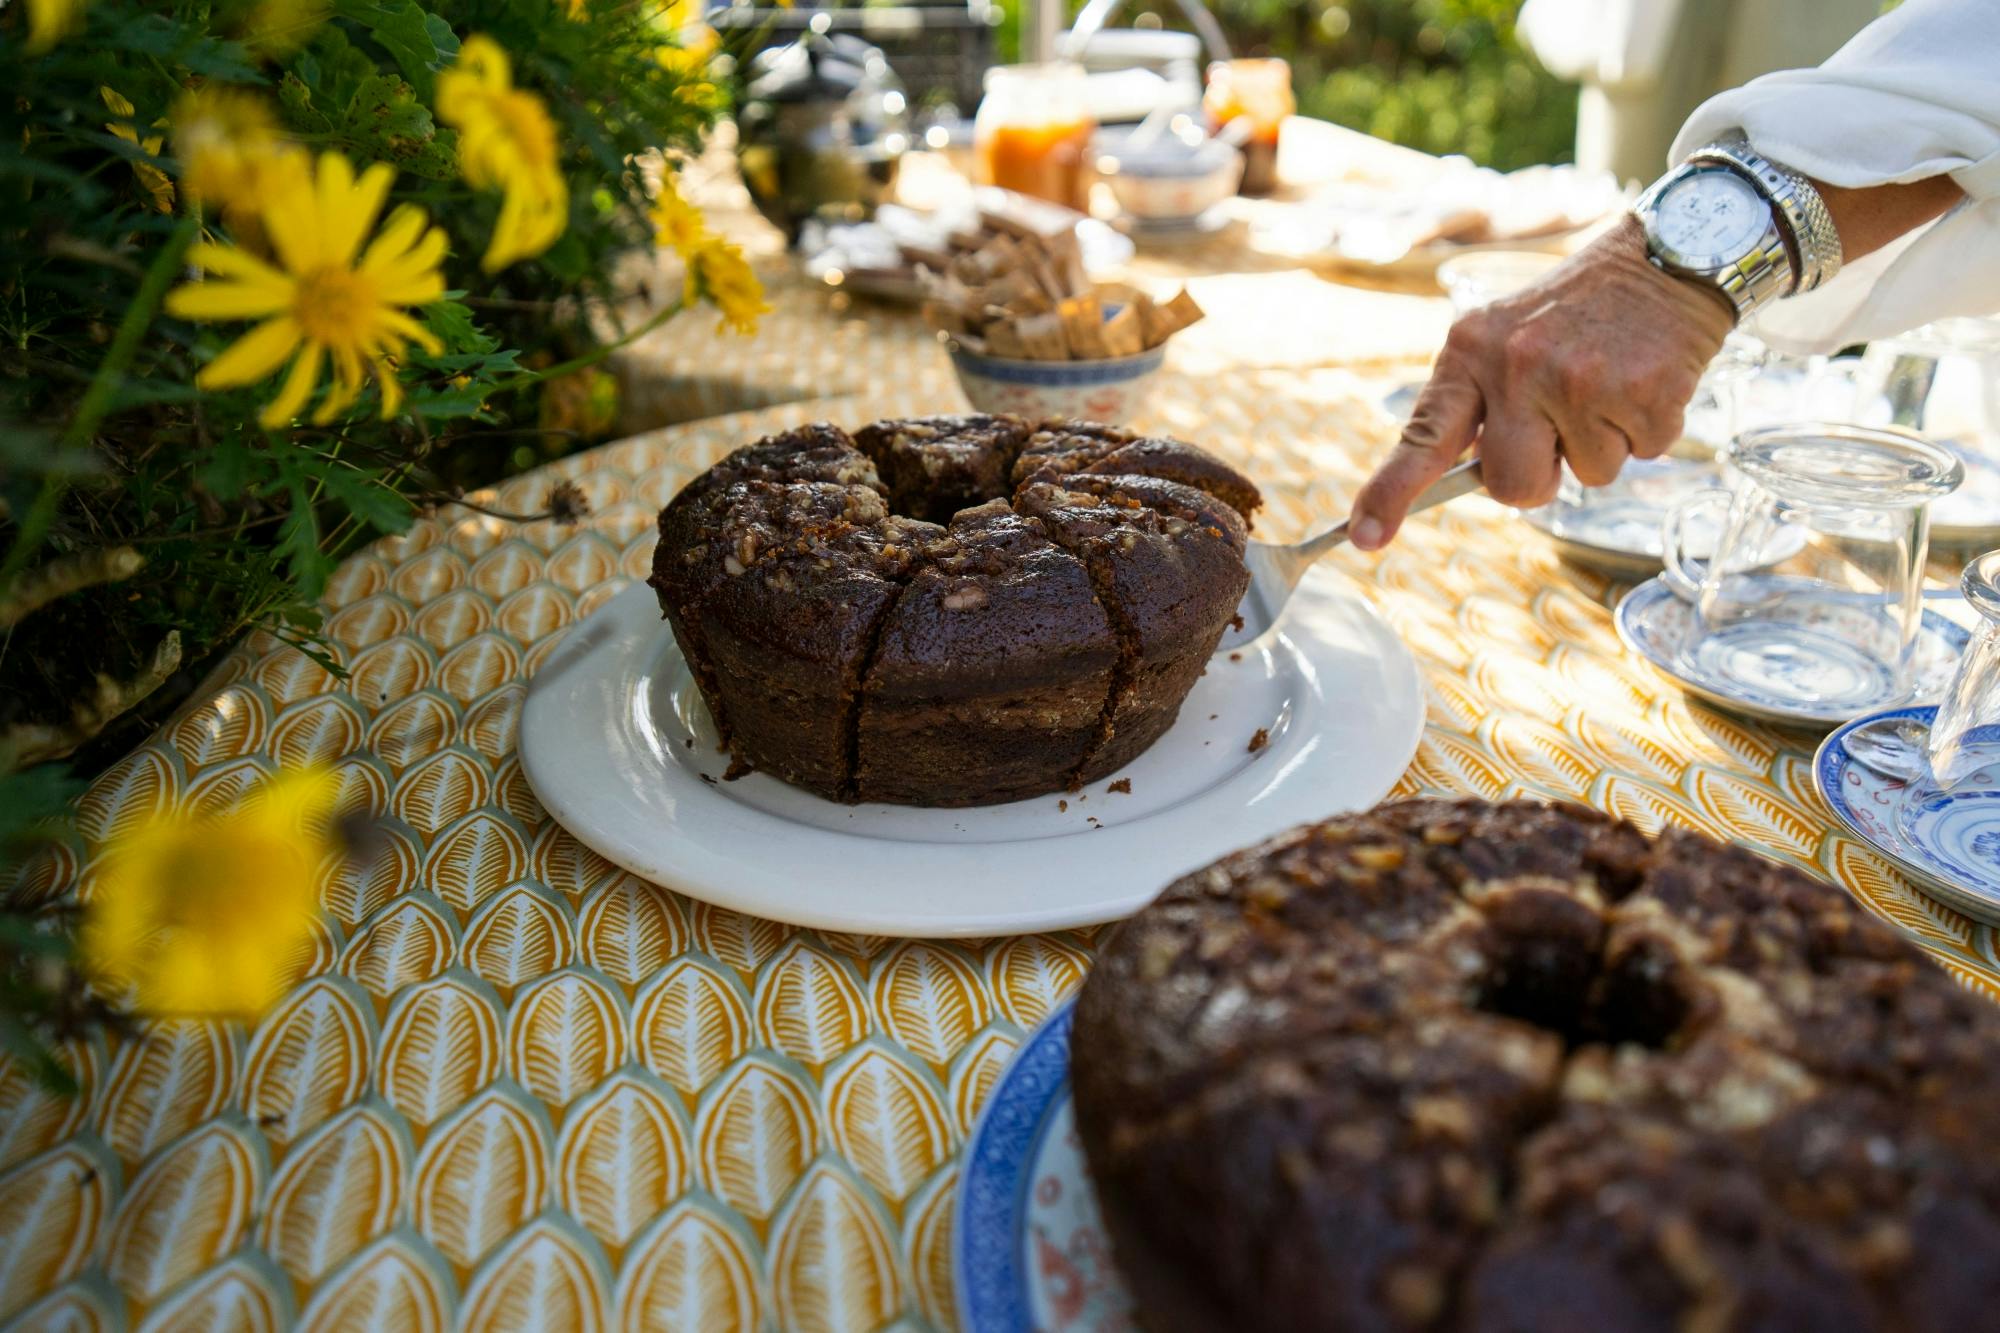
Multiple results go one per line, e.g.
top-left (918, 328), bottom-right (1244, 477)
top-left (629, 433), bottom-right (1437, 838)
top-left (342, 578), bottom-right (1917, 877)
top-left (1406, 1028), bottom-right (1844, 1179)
top-left (956, 1001), bottom-right (1137, 1333)
top-left (1816, 706), bottom-right (2000, 923)
top-left (1616, 576), bottom-right (1970, 728)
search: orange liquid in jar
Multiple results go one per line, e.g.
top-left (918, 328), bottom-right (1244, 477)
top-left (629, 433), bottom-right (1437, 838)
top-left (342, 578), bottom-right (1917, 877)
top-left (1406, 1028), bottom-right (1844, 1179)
top-left (976, 119), bottom-right (1095, 212)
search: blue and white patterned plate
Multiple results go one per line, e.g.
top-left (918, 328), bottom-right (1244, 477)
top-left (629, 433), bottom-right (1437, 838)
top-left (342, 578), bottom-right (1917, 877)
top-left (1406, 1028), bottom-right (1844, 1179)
top-left (1616, 575), bottom-right (1970, 729)
top-left (956, 1000), bottom-right (1138, 1333)
top-left (1816, 706), bottom-right (2000, 924)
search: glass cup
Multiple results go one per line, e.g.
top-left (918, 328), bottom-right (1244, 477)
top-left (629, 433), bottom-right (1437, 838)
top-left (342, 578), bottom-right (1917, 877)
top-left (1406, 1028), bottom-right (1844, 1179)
top-left (1857, 318), bottom-right (2000, 542)
top-left (1661, 423), bottom-right (1963, 715)
top-left (1929, 549), bottom-right (2000, 787)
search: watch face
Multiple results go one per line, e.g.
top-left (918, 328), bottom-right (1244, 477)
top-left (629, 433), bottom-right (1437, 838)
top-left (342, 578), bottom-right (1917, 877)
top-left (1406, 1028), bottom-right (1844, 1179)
top-left (1654, 169), bottom-right (1766, 267)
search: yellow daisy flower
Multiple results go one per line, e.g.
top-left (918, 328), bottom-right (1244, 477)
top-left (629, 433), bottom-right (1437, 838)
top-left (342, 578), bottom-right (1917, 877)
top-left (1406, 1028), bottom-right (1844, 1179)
top-left (25, 0), bottom-right (85, 51)
top-left (652, 0), bottom-right (720, 82)
top-left (164, 151), bottom-right (447, 428)
top-left (101, 87), bottom-right (175, 214)
top-left (650, 174), bottom-right (709, 257)
top-left (171, 86), bottom-right (300, 220)
top-left (82, 767), bottom-right (339, 1020)
top-left (684, 236), bottom-right (770, 336)
top-left (436, 35), bottom-right (568, 272)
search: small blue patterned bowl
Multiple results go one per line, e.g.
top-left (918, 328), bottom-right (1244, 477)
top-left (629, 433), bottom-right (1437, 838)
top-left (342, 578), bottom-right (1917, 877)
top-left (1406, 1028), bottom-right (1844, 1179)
top-left (948, 341), bottom-right (1166, 425)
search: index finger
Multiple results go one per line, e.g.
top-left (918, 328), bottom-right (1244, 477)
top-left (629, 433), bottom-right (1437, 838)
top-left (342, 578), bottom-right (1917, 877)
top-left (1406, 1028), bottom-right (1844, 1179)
top-left (1349, 368), bottom-right (1484, 550)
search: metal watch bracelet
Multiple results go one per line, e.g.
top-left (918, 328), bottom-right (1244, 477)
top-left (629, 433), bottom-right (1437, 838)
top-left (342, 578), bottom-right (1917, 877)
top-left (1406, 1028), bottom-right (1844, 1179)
top-left (1687, 134), bottom-right (1843, 294)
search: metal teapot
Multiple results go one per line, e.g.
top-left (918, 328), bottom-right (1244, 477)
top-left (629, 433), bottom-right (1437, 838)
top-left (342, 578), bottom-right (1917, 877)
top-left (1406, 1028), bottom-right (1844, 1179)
top-left (734, 29), bottom-right (910, 243)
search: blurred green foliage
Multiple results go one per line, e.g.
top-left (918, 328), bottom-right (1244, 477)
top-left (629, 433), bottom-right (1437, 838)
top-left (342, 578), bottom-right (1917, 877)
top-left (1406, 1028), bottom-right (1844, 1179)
top-left (999, 0), bottom-right (1577, 170)
top-left (0, 0), bottom-right (725, 1083)
top-left (0, 0), bottom-right (723, 770)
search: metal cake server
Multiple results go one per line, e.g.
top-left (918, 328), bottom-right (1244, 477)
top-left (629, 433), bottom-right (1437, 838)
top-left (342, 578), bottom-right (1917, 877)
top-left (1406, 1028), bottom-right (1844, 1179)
top-left (1218, 458), bottom-right (1485, 652)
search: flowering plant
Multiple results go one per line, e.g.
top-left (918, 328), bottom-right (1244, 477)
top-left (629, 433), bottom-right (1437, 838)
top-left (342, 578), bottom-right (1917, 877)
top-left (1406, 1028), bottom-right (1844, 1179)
top-left (0, 0), bottom-right (759, 1075)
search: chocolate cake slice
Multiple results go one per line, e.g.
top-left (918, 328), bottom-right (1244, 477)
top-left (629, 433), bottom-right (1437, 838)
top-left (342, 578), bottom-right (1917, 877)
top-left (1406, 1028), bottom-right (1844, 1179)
top-left (659, 479), bottom-right (938, 795)
top-left (1014, 421), bottom-right (1264, 524)
top-left (1017, 473), bottom-right (1250, 783)
top-left (854, 500), bottom-right (1118, 805)
top-left (652, 423), bottom-right (889, 748)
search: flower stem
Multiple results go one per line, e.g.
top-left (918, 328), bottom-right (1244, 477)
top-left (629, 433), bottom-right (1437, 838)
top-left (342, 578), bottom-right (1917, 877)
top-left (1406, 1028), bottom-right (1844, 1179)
top-left (0, 216), bottom-right (199, 591)
top-left (483, 294), bottom-right (686, 397)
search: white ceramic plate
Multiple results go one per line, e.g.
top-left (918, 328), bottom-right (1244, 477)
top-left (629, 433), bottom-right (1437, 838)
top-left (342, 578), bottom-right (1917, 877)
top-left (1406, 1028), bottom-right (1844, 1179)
top-left (518, 571), bottom-right (1424, 936)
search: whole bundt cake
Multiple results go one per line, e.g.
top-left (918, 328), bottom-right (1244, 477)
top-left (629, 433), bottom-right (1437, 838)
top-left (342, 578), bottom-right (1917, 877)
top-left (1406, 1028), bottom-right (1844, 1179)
top-left (1072, 799), bottom-right (2000, 1333)
top-left (648, 415), bottom-right (1261, 805)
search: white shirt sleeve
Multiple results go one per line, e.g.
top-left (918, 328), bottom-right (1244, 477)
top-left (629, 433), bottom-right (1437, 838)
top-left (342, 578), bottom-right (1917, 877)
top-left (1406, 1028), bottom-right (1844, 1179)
top-left (1667, 0), bottom-right (2000, 353)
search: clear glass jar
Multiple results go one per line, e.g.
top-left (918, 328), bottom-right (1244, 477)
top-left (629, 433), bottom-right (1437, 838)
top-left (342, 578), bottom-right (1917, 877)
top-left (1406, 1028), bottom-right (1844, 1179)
top-left (1203, 58), bottom-right (1293, 194)
top-left (973, 63), bottom-right (1096, 212)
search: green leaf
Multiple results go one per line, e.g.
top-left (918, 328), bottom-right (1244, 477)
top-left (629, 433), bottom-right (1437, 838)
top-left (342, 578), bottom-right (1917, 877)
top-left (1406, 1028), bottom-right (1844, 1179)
top-left (406, 383), bottom-right (496, 420)
top-left (104, 14), bottom-right (266, 84)
top-left (0, 764), bottom-right (86, 862)
top-left (418, 348), bottom-right (520, 376)
top-left (418, 299), bottom-right (498, 355)
top-left (318, 466), bottom-right (414, 535)
top-left (0, 1018), bottom-right (78, 1099)
top-left (278, 480), bottom-right (335, 597)
top-left (0, 427), bottom-right (104, 480)
top-left (331, 0), bottom-right (459, 98)
top-left (199, 436), bottom-right (262, 499)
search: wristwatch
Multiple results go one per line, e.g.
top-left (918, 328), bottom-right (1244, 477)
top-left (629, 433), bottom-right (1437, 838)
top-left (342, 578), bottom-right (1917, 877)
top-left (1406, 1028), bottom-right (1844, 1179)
top-left (1632, 135), bottom-right (1842, 320)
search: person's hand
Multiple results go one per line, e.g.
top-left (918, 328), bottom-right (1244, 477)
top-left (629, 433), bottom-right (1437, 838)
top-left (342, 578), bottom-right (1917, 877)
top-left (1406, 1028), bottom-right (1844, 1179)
top-left (1349, 215), bottom-right (1736, 550)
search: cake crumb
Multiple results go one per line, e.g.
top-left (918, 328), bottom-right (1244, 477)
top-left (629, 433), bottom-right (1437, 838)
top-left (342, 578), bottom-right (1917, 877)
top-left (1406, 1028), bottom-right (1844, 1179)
top-left (1209, 713), bottom-right (1217, 720)
top-left (1108, 778), bottom-right (1132, 795)
top-left (1247, 727), bottom-right (1270, 753)
top-left (1229, 613), bottom-right (1245, 632)
top-left (1229, 651), bottom-right (1242, 662)
top-left (723, 757), bottom-right (752, 782)
top-left (1088, 816), bottom-right (1102, 828)
top-left (699, 773), bottom-right (718, 786)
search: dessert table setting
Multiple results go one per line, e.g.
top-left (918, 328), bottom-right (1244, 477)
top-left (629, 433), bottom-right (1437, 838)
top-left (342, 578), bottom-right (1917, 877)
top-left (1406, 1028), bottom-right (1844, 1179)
top-left (10, 66), bottom-right (2000, 1333)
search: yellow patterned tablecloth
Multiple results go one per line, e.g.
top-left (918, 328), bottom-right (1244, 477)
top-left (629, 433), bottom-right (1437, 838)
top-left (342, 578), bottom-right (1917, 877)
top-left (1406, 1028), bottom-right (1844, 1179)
top-left (7, 390), bottom-right (2000, 1327)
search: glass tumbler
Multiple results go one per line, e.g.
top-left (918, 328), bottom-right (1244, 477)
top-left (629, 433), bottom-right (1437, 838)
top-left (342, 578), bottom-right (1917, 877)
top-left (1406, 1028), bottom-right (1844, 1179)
top-left (1661, 423), bottom-right (1963, 715)
top-left (1929, 550), bottom-right (2000, 787)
